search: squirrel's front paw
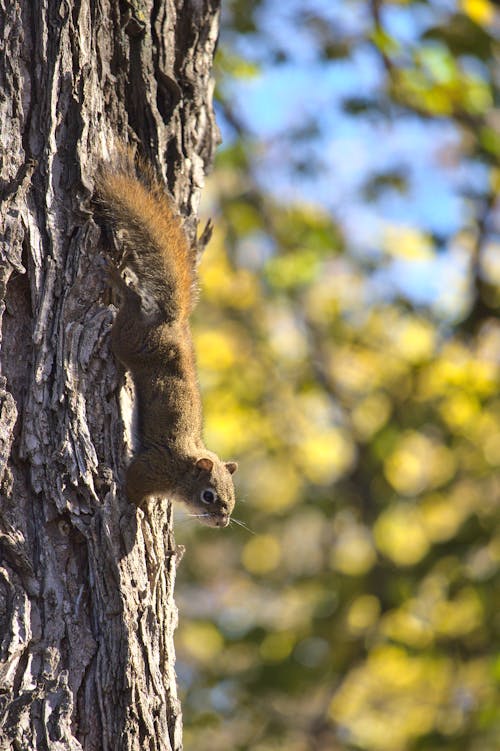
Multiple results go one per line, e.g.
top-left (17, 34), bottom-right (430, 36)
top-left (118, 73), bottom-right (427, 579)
top-left (125, 455), bottom-right (156, 508)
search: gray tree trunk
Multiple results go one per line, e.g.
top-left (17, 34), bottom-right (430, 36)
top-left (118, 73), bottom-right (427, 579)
top-left (0, 1), bottom-right (220, 749)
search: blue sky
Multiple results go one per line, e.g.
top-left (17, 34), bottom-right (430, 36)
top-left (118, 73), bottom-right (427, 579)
top-left (218, 0), bottom-right (493, 317)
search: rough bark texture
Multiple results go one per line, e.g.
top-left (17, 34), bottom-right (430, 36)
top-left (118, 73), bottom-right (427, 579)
top-left (0, 1), bottom-right (220, 749)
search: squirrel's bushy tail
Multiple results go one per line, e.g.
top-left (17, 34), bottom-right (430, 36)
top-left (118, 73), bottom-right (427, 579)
top-left (96, 146), bottom-right (195, 323)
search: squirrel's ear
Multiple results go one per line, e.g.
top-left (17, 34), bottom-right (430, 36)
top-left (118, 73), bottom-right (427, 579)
top-left (196, 457), bottom-right (214, 473)
top-left (225, 461), bottom-right (238, 475)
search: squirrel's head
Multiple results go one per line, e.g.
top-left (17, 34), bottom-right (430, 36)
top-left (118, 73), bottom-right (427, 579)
top-left (179, 453), bottom-right (237, 527)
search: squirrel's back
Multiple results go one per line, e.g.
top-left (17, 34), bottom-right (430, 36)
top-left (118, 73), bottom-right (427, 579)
top-left (97, 147), bottom-right (195, 322)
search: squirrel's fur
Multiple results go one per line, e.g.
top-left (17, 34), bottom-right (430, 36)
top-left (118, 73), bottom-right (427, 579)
top-left (96, 147), bottom-right (237, 527)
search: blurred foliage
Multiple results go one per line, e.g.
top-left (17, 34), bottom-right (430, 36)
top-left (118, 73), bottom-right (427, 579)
top-left (175, 1), bottom-right (500, 750)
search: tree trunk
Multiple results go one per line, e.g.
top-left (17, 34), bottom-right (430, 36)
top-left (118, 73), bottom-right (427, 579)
top-left (0, 1), bottom-right (220, 749)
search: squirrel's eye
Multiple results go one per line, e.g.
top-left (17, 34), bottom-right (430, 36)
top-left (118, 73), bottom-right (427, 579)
top-left (201, 489), bottom-right (217, 504)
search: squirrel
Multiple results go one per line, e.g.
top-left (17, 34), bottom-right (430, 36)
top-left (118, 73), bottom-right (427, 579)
top-left (96, 147), bottom-right (237, 528)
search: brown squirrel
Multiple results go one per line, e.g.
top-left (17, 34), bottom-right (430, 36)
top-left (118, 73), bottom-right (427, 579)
top-left (96, 148), bottom-right (237, 528)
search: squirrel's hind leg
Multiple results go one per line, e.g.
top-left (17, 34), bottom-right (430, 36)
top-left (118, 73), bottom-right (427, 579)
top-left (110, 274), bottom-right (154, 365)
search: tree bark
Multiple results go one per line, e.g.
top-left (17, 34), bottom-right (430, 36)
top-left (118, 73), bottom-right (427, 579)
top-left (0, 1), bottom-right (220, 749)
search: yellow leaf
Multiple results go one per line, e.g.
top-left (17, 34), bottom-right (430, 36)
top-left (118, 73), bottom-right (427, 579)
top-left (249, 457), bottom-right (302, 512)
top-left (420, 491), bottom-right (471, 542)
top-left (351, 392), bottom-right (392, 440)
top-left (179, 622), bottom-right (223, 663)
top-left (461, 0), bottom-right (495, 25)
top-left (434, 588), bottom-right (483, 637)
top-left (395, 319), bottom-right (436, 363)
top-left (384, 432), bottom-right (456, 495)
top-left (374, 504), bottom-right (429, 566)
top-left (259, 632), bottom-right (295, 662)
top-left (384, 226), bottom-right (434, 260)
top-left (242, 534), bottom-right (281, 574)
top-left (381, 605), bottom-right (434, 648)
top-left (439, 391), bottom-right (480, 430)
top-left (195, 329), bottom-right (238, 370)
top-left (299, 427), bottom-right (356, 485)
top-left (330, 524), bottom-right (377, 576)
top-left (347, 595), bottom-right (381, 634)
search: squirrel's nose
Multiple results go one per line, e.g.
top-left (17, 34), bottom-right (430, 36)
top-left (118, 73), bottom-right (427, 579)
top-left (216, 514), bottom-right (230, 528)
